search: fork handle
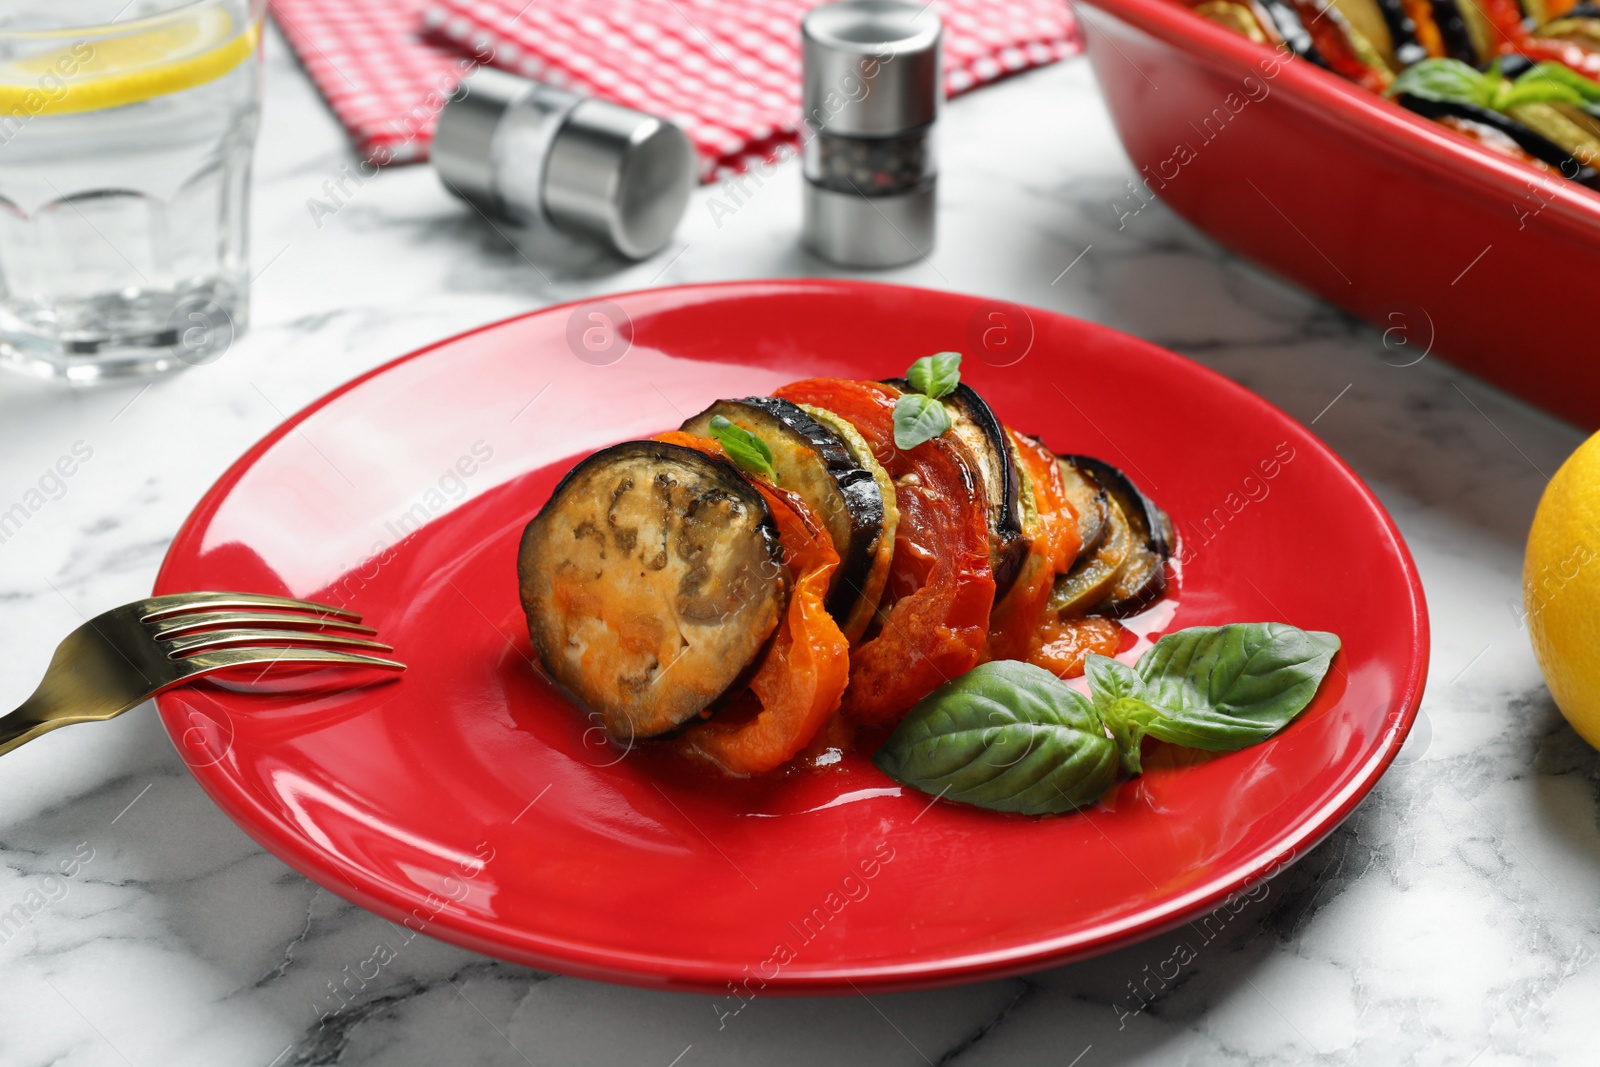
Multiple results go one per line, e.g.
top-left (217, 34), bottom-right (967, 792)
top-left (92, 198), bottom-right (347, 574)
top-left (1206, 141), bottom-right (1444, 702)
top-left (0, 697), bottom-right (66, 757)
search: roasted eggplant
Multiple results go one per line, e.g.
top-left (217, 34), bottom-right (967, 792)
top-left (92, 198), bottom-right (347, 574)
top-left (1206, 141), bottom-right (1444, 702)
top-left (518, 441), bottom-right (787, 742)
top-left (1374, 0), bottom-right (1430, 65)
top-left (1257, 0), bottom-right (1331, 60)
top-left (883, 378), bottom-right (1028, 596)
top-left (1426, 0), bottom-right (1481, 62)
top-left (681, 397), bottom-right (886, 634)
top-left (1054, 456), bottom-right (1175, 618)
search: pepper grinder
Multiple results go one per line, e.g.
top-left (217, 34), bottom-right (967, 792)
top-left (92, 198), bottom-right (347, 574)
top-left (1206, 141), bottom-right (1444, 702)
top-left (433, 67), bottom-right (695, 260)
top-left (801, 0), bottom-right (943, 268)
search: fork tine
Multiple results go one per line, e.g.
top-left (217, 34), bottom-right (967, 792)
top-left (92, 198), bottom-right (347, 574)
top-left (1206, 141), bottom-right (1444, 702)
top-left (176, 647), bottom-right (406, 677)
top-left (162, 629), bottom-right (395, 657)
top-left (140, 592), bottom-right (363, 623)
top-left (147, 611), bottom-right (379, 639)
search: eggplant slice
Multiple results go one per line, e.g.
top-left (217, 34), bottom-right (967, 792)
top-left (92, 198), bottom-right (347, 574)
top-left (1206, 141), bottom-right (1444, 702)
top-left (883, 378), bottom-right (1029, 597)
top-left (519, 441), bottom-right (787, 743)
top-left (1256, 0), bottom-right (1331, 63)
top-left (682, 397), bottom-right (885, 632)
top-left (1055, 456), bottom-right (1175, 618)
top-left (799, 402), bottom-right (900, 643)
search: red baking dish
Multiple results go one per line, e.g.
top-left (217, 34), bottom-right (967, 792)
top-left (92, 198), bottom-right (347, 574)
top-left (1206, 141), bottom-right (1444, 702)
top-left (1075, 0), bottom-right (1600, 430)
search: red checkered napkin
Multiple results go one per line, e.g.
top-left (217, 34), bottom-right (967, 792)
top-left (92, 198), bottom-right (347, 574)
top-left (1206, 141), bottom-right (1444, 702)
top-left (271, 0), bottom-right (463, 165)
top-left (271, 0), bottom-right (1079, 177)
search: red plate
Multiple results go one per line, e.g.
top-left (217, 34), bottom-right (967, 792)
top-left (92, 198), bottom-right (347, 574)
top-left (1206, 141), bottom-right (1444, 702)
top-left (154, 281), bottom-right (1427, 993)
top-left (1077, 0), bottom-right (1600, 431)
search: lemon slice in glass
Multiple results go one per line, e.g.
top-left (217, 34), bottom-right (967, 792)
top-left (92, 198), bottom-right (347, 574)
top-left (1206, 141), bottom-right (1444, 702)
top-left (0, 7), bottom-right (258, 116)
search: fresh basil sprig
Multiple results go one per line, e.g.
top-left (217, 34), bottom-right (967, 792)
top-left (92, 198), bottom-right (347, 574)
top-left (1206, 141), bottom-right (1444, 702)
top-left (874, 623), bottom-right (1341, 815)
top-left (707, 414), bottom-right (777, 483)
top-left (892, 352), bottom-right (961, 450)
top-left (1388, 57), bottom-right (1600, 111)
top-left (1113, 624), bottom-right (1340, 748)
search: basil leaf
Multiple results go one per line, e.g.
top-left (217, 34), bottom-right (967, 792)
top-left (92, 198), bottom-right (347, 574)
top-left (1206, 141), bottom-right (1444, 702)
top-left (892, 392), bottom-right (953, 451)
top-left (905, 351), bottom-right (962, 399)
top-left (1130, 624), bottom-right (1340, 751)
top-left (1516, 61), bottom-right (1600, 102)
top-left (707, 414), bottom-right (777, 483)
top-left (1084, 653), bottom-right (1140, 714)
top-left (873, 660), bottom-right (1120, 815)
top-left (1389, 58), bottom-right (1489, 105)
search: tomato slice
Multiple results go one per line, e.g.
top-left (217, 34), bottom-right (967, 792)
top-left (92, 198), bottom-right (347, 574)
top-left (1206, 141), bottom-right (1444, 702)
top-left (652, 431), bottom-right (850, 774)
top-left (1477, 0), bottom-right (1528, 46)
top-left (1283, 0), bottom-right (1392, 92)
top-left (774, 379), bottom-right (995, 725)
top-left (983, 429), bottom-right (1081, 663)
top-left (1510, 38), bottom-right (1600, 81)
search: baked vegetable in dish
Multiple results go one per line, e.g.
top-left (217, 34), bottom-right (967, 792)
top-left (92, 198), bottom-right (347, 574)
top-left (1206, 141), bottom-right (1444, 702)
top-left (1182, 0), bottom-right (1600, 189)
top-left (1058, 460), bottom-right (1111, 565)
top-left (777, 376), bottom-right (998, 725)
top-left (982, 430), bottom-right (1082, 663)
top-left (1063, 456), bottom-right (1175, 617)
top-left (518, 441), bottom-right (787, 742)
top-left (680, 397), bottom-right (886, 635)
top-left (654, 431), bottom-right (851, 775)
top-left (516, 353), bottom-right (1176, 777)
top-left (882, 376), bottom-right (1028, 597)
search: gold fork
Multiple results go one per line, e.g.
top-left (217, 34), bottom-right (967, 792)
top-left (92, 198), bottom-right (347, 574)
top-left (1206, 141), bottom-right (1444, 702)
top-left (0, 591), bottom-right (404, 757)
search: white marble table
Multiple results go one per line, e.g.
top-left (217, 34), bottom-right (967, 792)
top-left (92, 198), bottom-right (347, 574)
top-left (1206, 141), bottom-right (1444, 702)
top-left (0, 24), bottom-right (1592, 1067)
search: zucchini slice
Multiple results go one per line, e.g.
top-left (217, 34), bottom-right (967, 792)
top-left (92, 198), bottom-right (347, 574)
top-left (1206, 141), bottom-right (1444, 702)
top-left (884, 378), bottom-right (1029, 597)
top-left (800, 402), bottom-right (900, 643)
top-left (518, 441), bottom-right (787, 742)
top-left (1062, 455), bottom-right (1175, 617)
top-left (681, 397), bottom-right (885, 632)
top-left (1057, 459), bottom-right (1110, 566)
top-left (1195, 0), bottom-right (1274, 40)
top-left (1049, 493), bottom-right (1134, 618)
top-left (1332, 0), bottom-right (1401, 66)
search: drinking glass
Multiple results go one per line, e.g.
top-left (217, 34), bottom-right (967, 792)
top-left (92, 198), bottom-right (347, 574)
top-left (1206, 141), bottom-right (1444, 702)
top-left (0, 0), bottom-right (262, 382)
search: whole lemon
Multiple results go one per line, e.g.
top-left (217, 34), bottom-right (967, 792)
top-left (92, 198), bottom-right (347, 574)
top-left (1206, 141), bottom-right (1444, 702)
top-left (1526, 431), bottom-right (1600, 749)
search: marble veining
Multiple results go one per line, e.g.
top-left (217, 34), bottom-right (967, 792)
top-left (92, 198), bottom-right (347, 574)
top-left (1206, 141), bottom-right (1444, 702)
top-left (0, 21), bottom-right (1593, 1067)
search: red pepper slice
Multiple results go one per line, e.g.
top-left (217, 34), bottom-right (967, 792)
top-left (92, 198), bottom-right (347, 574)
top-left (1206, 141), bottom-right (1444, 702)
top-left (654, 431), bottom-right (850, 774)
top-left (1285, 0), bottom-right (1393, 93)
top-left (1477, 0), bottom-right (1529, 47)
top-left (983, 430), bottom-right (1081, 663)
top-left (774, 378), bottom-right (995, 725)
top-left (1402, 0), bottom-right (1447, 57)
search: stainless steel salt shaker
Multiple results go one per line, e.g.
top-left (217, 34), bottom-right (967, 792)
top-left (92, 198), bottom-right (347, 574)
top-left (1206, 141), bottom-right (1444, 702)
top-left (802, 0), bottom-right (942, 268)
top-left (433, 67), bottom-right (695, 260)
